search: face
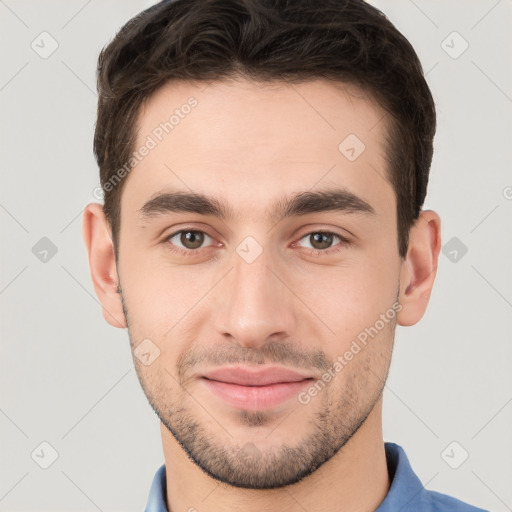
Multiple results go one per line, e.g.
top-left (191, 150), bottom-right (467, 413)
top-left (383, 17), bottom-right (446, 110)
top-left (116, 78), bottom-right (402, 488)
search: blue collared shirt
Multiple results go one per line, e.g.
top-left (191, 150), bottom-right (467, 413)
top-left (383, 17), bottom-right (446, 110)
top-left (145, 442), bottom-right (488, 511)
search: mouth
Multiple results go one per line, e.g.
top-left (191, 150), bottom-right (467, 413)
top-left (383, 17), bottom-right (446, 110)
top-left (199, 366), bottom-right (315, 410)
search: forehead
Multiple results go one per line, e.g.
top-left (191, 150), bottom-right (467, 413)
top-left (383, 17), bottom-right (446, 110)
top-left (121, 78), bottom-right (394, 224)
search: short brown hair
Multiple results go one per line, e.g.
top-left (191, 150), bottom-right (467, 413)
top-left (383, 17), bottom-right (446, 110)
top-left (94, 0), bottom-right (436, 259)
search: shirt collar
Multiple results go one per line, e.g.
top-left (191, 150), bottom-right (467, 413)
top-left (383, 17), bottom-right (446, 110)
top-left (145, 442), bottom-right (427, 512)
top-left (376, 442), bottom-right (429, 511)
top-left (145, 461), bottom-right (167, 512)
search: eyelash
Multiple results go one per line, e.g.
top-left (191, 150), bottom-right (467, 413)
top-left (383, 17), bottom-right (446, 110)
top-left (163, 229), bottom-right (351, 257)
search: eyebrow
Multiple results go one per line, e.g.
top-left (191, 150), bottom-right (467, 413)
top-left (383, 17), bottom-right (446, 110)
top-left (138, 187), bottom-right (375, 225)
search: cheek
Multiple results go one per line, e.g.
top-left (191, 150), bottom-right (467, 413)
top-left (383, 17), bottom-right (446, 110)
top-left (324, 318), bottom-right (395, 396)
top-left (120, 262), bottom-right (215, 369)
top-left (119, 243), bottom-right (191, 316)
top-left (290, 251), bottom-right (400, 344)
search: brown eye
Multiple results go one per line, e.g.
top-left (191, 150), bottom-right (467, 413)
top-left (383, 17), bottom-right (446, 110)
top-left (309, 232), bottom-right (335, 250)
top-left (295, 231), bottom-right (350, 255)
top-left (166, 230), bottom-right (213, 252)
top-left (180, 230), bottom-right (205, 249)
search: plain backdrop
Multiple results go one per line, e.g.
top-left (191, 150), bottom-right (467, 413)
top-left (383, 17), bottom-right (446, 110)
top-left (1, 1), bottom-right (511, 511)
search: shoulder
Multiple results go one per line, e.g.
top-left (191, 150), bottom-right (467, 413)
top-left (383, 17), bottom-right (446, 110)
top-left (423, 489), bottom-right (489, 512)
top-left (382, 443), bottom-right (489, 512)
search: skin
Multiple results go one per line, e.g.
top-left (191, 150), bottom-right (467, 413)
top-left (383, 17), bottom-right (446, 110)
top-left (83, 78), bottom-right (441, 512)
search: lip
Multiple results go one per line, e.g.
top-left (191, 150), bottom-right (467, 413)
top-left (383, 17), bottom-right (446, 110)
top-left (202, 366), bottom-right (312, 386)
top-left (200, 366), bottom-right (314, 410)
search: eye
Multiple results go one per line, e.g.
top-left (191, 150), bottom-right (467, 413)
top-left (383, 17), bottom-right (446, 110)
top-left (295, 231), bottom-right (350, 255)
top-left (164, 229), bottom-right (215, 255)
top-left (162, 228), bottom-right (350, 257)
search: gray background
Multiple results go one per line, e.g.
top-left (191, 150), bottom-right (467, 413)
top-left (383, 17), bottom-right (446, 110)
top-left (1, 0), bottom-right (511, 510)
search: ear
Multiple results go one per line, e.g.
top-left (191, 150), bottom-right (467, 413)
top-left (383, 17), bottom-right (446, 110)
top-left (397, 210), bottom-right (442, 327)
top-left (82, 203), bottom-right (127, 329)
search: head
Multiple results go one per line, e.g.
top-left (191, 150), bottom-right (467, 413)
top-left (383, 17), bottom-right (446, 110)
top-left (83, 0), bottom-right (441, 490)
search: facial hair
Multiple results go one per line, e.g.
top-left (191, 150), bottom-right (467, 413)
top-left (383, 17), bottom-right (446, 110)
top-left (118, 285), bottom-right (396, 489)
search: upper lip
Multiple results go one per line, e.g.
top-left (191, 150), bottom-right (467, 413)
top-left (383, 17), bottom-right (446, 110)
top-left (201, 366), bottom-right (313, 386)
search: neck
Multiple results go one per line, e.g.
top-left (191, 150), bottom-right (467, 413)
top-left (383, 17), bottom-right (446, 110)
top-left (161, 397), bottom-right (389, 512)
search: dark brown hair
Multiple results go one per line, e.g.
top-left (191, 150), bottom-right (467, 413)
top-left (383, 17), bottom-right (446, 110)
top-left (94, 0), bottom-right (436, 259)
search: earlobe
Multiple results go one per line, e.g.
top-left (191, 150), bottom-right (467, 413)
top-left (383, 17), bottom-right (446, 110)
top-left (397, 210), bottom-right (442, 327)
top-left (82, 203), bottom-right (127, 329)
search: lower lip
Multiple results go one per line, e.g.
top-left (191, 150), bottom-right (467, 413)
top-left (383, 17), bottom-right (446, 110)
top-left (201, 378), bottom-right (313, 410)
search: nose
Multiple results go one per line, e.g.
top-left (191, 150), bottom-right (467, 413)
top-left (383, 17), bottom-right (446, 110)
top-left (213, 245), bottom-right (297, 349)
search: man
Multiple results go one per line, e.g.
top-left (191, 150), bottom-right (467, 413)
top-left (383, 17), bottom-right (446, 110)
top-left (82, 0), bottom-right (487, 510)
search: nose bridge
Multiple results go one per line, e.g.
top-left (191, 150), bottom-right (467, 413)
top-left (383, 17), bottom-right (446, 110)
top-left (214, 240), bottom-right (295, 347)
